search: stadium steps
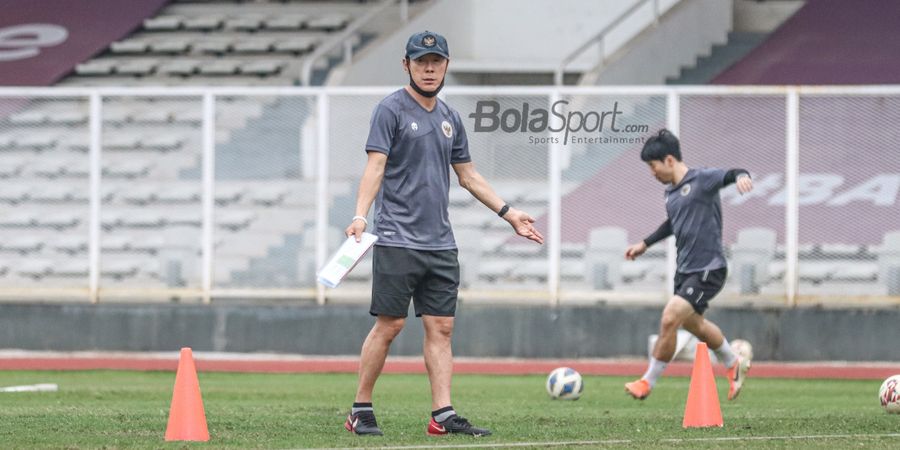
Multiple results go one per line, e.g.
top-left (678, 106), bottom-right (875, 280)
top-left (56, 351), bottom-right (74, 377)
top-left (666, 32), bottom-right (768, 85)
top-left (226, 233), bottom-right (303, 287)
top-left (180, 97), bottom-right (307, 180)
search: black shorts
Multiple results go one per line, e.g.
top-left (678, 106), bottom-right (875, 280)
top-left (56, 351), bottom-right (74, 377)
top-left (370, 245), bottom-right (460, 318)
top-left (673, 267), bottom-right (727, 315)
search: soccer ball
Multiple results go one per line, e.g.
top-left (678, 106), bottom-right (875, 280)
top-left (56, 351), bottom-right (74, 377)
top-left (731, 339), bottom-right (754, 361)
top-left (546, 367), bottom-right (583, 400)
top-left (879, 374), bottom-right (900, 413)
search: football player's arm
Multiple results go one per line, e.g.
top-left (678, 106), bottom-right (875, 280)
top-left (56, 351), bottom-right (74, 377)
top-left (625, 219), bottom-right (672, 260)
top-left (453, 161), bottom-right (544, 244)
top-left (346, 151), bottom-right (387, 242)
top-left (724, 168), bottom-right (753, 194)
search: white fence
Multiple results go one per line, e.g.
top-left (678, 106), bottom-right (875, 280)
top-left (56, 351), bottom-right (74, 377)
top-left (0, 85), bottom-right (898, 305)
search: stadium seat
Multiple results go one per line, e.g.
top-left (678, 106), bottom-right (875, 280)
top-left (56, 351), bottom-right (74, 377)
top-left (183, 16), bottom-right (222, 31)
top-left (798, 262), bottom-right (835, 285)
top-left (224, 16), bottom-right (264, 31)
top-left (118, 211), bottom-right (166, 229)
top-left (246, 185), bottom-right (289, 206)
top-left (0, 185), bottom-right (32, 204)
top-left (0, 212), bottom-right (36, 228)
top-left (51, 236), bottom-right (88, 256)
top-left (115, 59), bottom-right (159, 76)
top-left (143, 16), bottom-right (184, 31)
top-left (0, 235), bottom-right (44, 255)
top-left (166, 210), bottom-right (201, 228)
top-left (110, 40), bottom-right (150, 54)
top-left (232, 39), bottom-right (274, 54)
top-left (158, 59), bottom-right (200, 76)
top-left (585, 226), bottom-right (627, 290)
top-left (141, 134), bottom-right (185, 152)
top-left (0, 160), bottom-right (25, 179)
top-left (8, 110), bottom-right (50, 125)
top-left (75, 60), bottom-right (117, 76)
top-left (193, 39), bottom-right (231, 55)
top-left (217, 211), bottom-right (256, 232)
top-left (198, 60), bottom-right (240, 76)
top-left (17, 260), bottom-right (52, 280)
top-left (306, 14), bottom-right (349, 31)
top-left (36, 213), bottom-right (82, 231)
top-left (103, 160), bottom-right (153, 179)
top-left (119, 186), bottom-right (159, 205)
top-left (151, 39), bottom-right (192, 54)
top-left (31, 185), bottom-right (86, 204)
top-left (51, 260), bottom-right (89, 278)
top-left (272, 37), bottom-right (318, 54)
top-left (263, 15), bottom-right (308, 31)
top-left (731, 227), bottom-right (777, 294)
top-left (215, 185), bottom-right (245, 205)
top-left (15, 134), bottom-right (59, 152)
top-left (241, 61), bottom-right (285, 76)
top-left (158, 185), bottom-right (201, 204)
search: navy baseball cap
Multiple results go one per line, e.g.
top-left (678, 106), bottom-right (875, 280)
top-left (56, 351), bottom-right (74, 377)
top-left (405, 31), bottom-right (449, 59)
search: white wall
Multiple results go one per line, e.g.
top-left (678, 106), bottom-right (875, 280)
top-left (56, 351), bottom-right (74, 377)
top-left (584, 0), bottom-right (731, 85)
top-left (337, 0), bottom-right (661, 85)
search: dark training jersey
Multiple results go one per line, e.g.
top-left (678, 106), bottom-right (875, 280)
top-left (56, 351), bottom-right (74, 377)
top-left (664, 168), bottom-right (730, 273)
top-left (365, 88), bottom-right (472, 250)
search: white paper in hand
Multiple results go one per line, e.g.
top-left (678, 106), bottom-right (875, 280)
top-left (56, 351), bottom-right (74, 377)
top-left (317, 232), bottom-right (378, 288)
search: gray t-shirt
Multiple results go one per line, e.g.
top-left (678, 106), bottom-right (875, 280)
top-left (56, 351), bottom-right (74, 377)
top-left (365, 89), bottom-right (471, 250)
top-left (665, 168), bottom-right (728, 273)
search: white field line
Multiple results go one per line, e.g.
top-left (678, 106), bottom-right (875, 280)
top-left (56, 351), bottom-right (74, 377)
top-left (303, 432), bottom-right (900, 450)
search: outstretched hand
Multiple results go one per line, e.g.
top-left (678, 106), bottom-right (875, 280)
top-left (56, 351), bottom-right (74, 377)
top-left (505, 208), bottom-right (544, 244)
top-left (625, 241), bottom-right (647, 260)
top-left (736, 175), bottom-right (753, 194)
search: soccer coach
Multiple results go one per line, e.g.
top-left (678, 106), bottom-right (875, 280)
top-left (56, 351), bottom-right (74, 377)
top-left (343, 31), bottom-right (544, 437)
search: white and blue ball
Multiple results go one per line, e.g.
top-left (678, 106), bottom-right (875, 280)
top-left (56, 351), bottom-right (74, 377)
top-left (546, 367), bottom-right (583, 400)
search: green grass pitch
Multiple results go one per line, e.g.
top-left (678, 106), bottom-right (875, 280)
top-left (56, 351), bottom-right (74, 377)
top-left (0, 370), bottom-right (897, 448)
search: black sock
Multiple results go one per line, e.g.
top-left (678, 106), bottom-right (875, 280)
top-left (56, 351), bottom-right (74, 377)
top-left (432, 405), bottom-right (455, 422)
top-left (352, 402), bottom-right (373, 415)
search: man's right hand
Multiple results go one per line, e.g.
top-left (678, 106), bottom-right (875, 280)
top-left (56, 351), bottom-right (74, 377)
top-left (625, 241), bottom-right (647, 260)
top-left (346, 218), bottom-right (366, 242)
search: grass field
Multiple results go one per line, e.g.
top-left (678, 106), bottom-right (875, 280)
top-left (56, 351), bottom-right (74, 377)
top-left (0, 370), bottom-right (897, 449)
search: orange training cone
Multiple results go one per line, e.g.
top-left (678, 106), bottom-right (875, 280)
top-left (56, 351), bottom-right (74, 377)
top-left (682, 342), bottom-right (723, 428)
top-left (165, 347), bottom-right (210, 441)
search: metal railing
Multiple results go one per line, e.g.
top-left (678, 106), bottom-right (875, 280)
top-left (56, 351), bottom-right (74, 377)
top-left (554, 0), bottom-right (666, 85)
top-left (1, 85), bottom-right (899, 306)
top-left (300, 0), bottom-right (408, 86)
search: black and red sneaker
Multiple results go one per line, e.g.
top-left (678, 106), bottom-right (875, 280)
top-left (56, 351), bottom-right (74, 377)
top-left (344, 410), bottom-right (383, 436)
top-left (427, 414), bottom-right (491, 437)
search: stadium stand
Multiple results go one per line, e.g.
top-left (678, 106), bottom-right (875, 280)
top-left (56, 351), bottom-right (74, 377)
top-left (3, 0), bottom-right (899, 301)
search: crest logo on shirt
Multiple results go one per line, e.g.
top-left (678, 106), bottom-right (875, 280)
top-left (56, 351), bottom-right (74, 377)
top-left (680, 184), bottom-right (692, 196)
top-left (441, 120), bottom-right (452, 138)
top-left (411, 122), bottom-right (418, 131)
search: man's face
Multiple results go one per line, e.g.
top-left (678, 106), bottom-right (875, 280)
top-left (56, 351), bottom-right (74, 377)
top-left (404, 54), bottom-right (448, 93)
top-left (647, 156), bottom-right (676, 184)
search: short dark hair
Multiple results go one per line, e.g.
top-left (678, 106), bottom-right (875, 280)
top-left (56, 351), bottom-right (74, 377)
top-left (640, 129), bottom-right (681, 162)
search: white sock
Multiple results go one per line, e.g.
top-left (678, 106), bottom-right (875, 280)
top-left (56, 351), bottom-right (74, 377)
top-left (642, 357), bottom-right (668, 388)
top-left (714, 338), bottom-right (738, 369)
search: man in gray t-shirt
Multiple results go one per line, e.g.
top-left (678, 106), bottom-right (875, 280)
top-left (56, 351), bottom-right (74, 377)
top-left (342, 31), bottom-right (544, 437)
top-left (623, 129), bottom-right (754, 402)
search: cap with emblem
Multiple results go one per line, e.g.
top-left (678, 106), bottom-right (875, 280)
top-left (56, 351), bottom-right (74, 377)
top-left (405, 31), bottom-right (449, 59)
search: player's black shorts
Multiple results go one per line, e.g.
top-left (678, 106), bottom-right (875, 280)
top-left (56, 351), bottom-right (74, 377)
top-left (370, 245), bottom-right (460, 318)
top-left (673, 267), bottom-right (727, 315)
